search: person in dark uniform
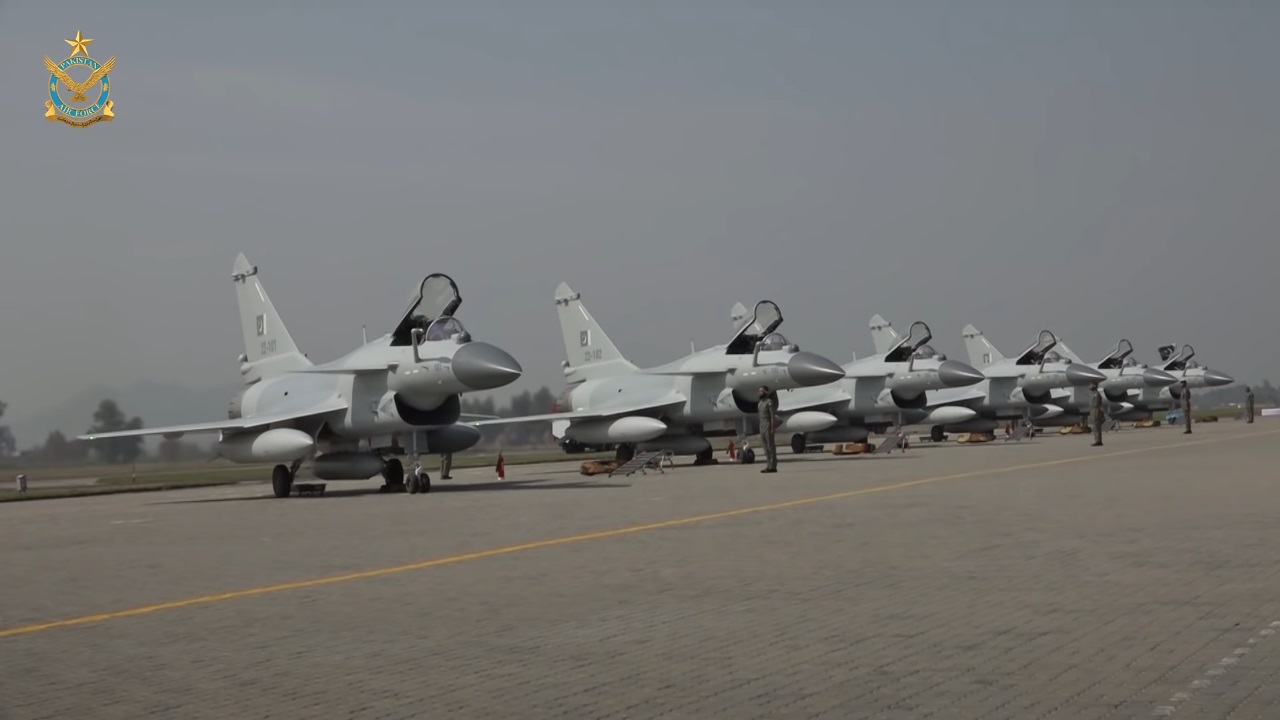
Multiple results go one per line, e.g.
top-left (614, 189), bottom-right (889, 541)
top-left (757, 385), bottom-right (778, 473)
top-left (1089, 382), bottom-right (1105, 447)
top-left (1245, 386), bottom-right (1255, 423)
top-left (440, 452), bottom-right (453, 480)
top-left (1179, 381), bottom-right (1192, 434)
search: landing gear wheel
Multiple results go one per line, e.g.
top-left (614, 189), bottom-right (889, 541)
top-left (791, 434), bottom-right (807, 454)
top-left (930, 425), bottom-right (945, 443)
top-left (271, 464), bottom-right (293, 498)
top-left (409, 466), bottom-right (430, 491)
top-left (615, 444), bottom-right (635, 463)
top-left (381, 458), bottom-right (404, 492)
top-left (694, 446), bottom-right (713, 465)
top-left (383, 457), bottom-right (404, 484)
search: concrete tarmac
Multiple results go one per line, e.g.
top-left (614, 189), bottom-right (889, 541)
top-left (2, 421), bottom-right (1279, 719)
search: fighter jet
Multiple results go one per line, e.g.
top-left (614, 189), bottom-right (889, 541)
top-left (894, 323), bottom-right (1107, 441)
top-left (472, 283), bottom-right (846, 463)
top-left (1110, 343), bottom-right (1234, 420)
top-left (1029, 339), bottom-right (1178, 426)
top-left (738, 309), bottom-right (986, 453)
top-left (78, 254), bottom-right (523, 497)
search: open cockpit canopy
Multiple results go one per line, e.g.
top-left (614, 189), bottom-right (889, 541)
top-left (884, 321), bottom-right (933, 363)
top-left (726, 300), bottom-right (785, 355)
top-left (391, 274), bottom-right (466, 346)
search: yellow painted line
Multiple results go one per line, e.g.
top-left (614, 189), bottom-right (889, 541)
top-left (3, 427), bottom-right (1276, 639)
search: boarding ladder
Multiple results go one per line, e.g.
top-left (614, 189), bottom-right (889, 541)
top-left (609, 450), bottom-right (673, 478)
top-left (871, 428), bottom-right (910, 455)
top-left (1005, 419), bottom-right (1035, 442)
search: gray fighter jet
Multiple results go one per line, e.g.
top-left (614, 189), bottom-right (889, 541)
top-left (1031, 339), bottom-right (1178, 426)
top-left (1110, 343), bottom-right (1234, 420)
top-left (736, 309), bottom-right (986, 453)
top-left (888, 322), bottom-right (1107, 440)
top-left (78, 254), bottom-right (523, 497)
top-left (473, 283), bottom-right (846, 463)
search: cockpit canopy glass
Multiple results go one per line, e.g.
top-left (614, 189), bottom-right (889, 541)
top-left (1043, 350), bottom-right (1064, 364)
top-left (1016, 330), bottom-right (1058, 365)
top-left (391, 273), bottom-right (463, 346)
top-left (758, 332), bottom-right (791, 352)
top-left (912, 344), bottom-right (946, 361)
top-left (425, 316), bottom-right (468, 343)
top-left (726, 300), bottom-right (785, 354)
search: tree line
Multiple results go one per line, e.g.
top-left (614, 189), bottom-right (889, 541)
top-left (3, 387), bottom-right (565, 466)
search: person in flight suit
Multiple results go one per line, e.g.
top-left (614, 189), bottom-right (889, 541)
top-left (1089, 382), bottom-right (1105, 447)
top-left (1245, 386), bottom-right (1255, 423)
top-left (1179, 381), bottom-right (1192, 434)
top-left (758, 385), bottom-right (778, 473)
top-left (440, 452), bottom-right (453, 480)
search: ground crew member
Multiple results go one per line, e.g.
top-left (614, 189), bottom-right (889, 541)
top-left (1179, 381), bottom-right (1192, 434)
top-left (757, 385), bottom-right (778, 473)
top-left (1245, 386), bottom-right (1254, 423)
top-left (1089, 382), bottom-right (1105, 447)
top-left (440, 452), bottom-right (453, 480)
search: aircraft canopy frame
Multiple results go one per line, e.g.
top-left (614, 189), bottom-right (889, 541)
top-left (885, 320), bottom-right (934, 363)
top-left (1097, 339), bottom-right (1135, 370)
top-left (1016, 330), bottom-right (1059, 365)
top-left (391, 273), bottom-right (463, 346)
top-left (726, 300), bottom-right (785, 355)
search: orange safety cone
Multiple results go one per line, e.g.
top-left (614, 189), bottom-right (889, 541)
top-left (727, 440), bottom-right (736, 460)
top-left (496, 451), bottom-right (505, 480)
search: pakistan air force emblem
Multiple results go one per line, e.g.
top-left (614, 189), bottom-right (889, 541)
top-left (43, 30), bottom-right (116, 127)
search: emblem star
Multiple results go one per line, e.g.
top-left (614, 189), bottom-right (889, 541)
top-left (65, 30), bottom-right (94, 57)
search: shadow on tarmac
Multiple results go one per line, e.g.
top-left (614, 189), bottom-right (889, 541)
top-left (149, 477), bottom-right (631, 504)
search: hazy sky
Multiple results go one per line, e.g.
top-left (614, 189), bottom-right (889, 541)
top-left (1, 2), bottom-right (1277, 423)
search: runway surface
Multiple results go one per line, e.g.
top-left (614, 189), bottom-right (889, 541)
top-left (2, 421), bottom-right (1278, 719)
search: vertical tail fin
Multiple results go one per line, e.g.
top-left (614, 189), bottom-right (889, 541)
top-left (730, 302), bottom-right (749, 331)
top-left (962, 324), bottom-right (1004, 367)
top-left (869, 314), bottom-right (902, 356)
top-left (233, 253), bottom-right (311, 384)
top-left (554, 282), bottom-right (637, 383)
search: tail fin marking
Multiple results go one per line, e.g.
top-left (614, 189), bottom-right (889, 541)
top-left (962, 324), bottom-right (1004, 367)
top-left (233, 253), bottom-right (311, 383)
top-left (554, 282), bottom-right (637, 382)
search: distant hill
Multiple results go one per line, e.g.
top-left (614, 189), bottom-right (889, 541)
top-left (7, 381), bottom-right (235, 450)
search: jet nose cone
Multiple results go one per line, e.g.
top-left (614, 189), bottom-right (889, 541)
top-left (1065, 363), bottom-right (1108, 386)
top-left (1203, 369), bottom-right (1234, 387)
top-left (786, 351), bottom-right (846, 387)
top-left (1141, 367), bottom-right (1178, 388)
top-left (452, 342), bottom-right (523, 390)
top-left (937, 359), bottom-right (986, 387)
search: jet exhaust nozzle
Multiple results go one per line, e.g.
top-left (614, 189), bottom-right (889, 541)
top-left (452, 341), bottom-right (523, 391)
top-left (786, 352), bottom-right (846, 387)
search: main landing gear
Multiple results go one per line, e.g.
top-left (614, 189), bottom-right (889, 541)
top-left (271, 459), bottom-right (305, 498)
top-left (377, 456), bottom-right (431, 494)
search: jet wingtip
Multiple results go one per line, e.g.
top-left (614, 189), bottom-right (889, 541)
top-left (962, 323), bottom-right (981, 336)
top-left (869, 313), bottom-right (888, 328)
top-left (232, 252), bottom-right (253, 274)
